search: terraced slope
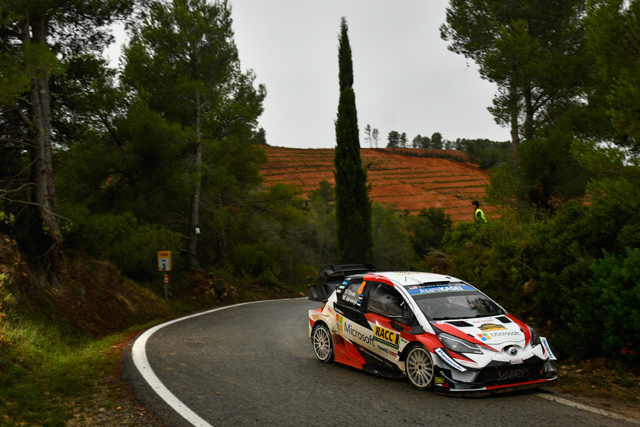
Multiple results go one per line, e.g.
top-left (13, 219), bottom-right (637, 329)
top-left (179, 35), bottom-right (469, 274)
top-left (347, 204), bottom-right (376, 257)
top-left (260, 145), bottom-right (493, 222)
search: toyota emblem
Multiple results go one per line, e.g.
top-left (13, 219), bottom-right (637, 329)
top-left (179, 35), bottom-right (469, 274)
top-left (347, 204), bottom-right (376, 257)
top-left (509, 347), bottom-right (518, 356)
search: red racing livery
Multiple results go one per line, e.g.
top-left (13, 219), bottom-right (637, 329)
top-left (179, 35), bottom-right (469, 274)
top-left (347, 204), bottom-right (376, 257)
top-left (308, 264), bottom-right (557, 396)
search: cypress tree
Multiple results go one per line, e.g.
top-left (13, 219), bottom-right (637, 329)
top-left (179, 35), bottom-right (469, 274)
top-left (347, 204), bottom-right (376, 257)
top-left (334, 17), bottom-right (373, 263)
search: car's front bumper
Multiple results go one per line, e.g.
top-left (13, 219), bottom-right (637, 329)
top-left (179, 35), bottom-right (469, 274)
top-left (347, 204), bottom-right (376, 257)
top-left (433, 360), bottom-right (558, 396)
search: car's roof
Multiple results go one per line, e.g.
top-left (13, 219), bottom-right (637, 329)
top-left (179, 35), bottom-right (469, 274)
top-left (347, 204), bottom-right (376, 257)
top-left (364, 271), bottom-right (461, 287)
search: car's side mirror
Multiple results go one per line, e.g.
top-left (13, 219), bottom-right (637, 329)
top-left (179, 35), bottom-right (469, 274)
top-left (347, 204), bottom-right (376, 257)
top-left (390, 319), bottom-right (404, 332)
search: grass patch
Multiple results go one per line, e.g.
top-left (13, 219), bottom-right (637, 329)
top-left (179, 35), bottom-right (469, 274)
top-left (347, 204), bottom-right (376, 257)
top-left (556, 358), bottom-right (640, 406)
top-left (0, 316), bottom-right (151, 426)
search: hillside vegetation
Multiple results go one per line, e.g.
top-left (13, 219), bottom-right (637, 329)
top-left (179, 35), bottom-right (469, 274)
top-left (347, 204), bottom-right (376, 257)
top-left (261, 146), bottom-right (493, 222)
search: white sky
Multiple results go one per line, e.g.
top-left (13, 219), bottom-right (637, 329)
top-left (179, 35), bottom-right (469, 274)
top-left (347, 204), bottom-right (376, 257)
top-left (106, 0), bottom-right (510, 149)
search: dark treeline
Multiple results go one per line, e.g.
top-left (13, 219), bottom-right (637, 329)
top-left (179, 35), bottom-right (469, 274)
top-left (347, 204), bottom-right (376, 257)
top-left (382, 129), bottom-right (511, 169)
top-left (1, 0), bottom-right (639, 364)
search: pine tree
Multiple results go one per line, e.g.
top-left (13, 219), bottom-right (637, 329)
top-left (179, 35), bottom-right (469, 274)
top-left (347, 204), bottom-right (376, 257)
top-left (334, 17), bottom-right (372, 263)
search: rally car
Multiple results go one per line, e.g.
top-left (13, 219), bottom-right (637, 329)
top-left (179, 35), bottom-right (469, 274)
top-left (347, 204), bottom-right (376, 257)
top-left (308, 264), bottom-right (557, 396)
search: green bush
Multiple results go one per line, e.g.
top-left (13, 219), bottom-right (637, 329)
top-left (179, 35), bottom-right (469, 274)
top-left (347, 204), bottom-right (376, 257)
top-left (439, 175), bottom-right (640, 363)
top-left (440, 218), bottom-right (537, 318)
top-left (372, 202), bottom-right (414, 270)
top-left (405, 207), bottom-right (452, 258)
top-left (62, 210), bottom-right (182, 281)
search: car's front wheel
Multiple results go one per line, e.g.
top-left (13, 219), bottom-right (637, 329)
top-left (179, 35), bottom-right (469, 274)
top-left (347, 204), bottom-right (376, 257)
top-left (405, 345), bottom-right (434, 390)
top-left (311, 323), bottom-right (334, 363)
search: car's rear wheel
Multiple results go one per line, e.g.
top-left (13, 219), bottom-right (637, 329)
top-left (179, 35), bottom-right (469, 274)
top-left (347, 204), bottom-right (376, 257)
top-left (312, 323), bottom-right (334, 363)
top-left (405, 345), bottom-right (434, 390)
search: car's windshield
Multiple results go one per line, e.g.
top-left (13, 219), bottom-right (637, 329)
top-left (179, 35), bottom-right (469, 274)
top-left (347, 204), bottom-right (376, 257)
top-left (406, 284), bottom-right (506, 320)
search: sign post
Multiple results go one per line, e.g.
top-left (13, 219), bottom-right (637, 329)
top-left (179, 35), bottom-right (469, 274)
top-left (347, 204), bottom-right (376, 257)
top-left (157, 251), bottom-right (172, 301)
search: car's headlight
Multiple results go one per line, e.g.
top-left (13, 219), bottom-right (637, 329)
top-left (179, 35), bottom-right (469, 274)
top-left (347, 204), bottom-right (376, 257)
top-left (527, 326), bottom-right (541, 347)
top-left (438, 333), bottom-right (482, 354)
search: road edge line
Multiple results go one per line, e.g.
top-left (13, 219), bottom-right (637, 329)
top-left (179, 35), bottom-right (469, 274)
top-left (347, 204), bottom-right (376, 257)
top-left (131, 299), bottom-right (285, 427)
top-left (534, 392), bottom-right (640, 425)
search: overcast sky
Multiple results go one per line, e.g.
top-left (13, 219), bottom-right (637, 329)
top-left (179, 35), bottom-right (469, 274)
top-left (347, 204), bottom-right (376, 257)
top-left (107, 0), bottom-right (511, 149)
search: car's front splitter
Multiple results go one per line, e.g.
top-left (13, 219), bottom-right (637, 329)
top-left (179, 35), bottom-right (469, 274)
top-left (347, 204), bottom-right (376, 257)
top-left (434, 377), bottom-right (557, 397)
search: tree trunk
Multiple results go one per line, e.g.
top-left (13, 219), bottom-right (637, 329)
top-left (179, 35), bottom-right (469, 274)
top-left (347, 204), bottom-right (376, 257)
top-left (523, 83), bottom-right (535, 141)
top-left (187, 90), bottom-right (202, 268)
top-left (216, 190), bottom-right (227, 263)
top-left (509, 81), bottom-right (520, 148)
top-left (25, 12), bottom-right (63, 283)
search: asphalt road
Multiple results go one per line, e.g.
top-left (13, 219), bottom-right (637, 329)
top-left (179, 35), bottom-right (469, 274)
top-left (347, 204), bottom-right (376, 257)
top-left (122, 298), bottom-right (637, 426)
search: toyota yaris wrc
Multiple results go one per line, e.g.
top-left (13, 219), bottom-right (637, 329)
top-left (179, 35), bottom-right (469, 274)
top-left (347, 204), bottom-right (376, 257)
top-left (308, 264), bottom-right (557, 396)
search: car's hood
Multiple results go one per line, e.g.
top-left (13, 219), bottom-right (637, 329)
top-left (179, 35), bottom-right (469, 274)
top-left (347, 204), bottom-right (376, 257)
top-left (431, 316), bottom-right (527, 349)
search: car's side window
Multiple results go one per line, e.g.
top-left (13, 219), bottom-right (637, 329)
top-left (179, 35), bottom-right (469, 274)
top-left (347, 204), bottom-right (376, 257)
top-left (366, 282), bottom-right (403, 318)
top-left (337, 279), bottom-right (365, 307)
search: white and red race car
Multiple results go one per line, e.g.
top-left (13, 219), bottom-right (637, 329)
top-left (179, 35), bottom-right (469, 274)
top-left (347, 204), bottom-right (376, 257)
top-left (308, 264), bottom-right (557, 395)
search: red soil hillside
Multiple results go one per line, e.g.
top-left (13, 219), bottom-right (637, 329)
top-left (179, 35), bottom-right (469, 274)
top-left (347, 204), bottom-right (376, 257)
top-left (260, 145), bottom-right (494, 223)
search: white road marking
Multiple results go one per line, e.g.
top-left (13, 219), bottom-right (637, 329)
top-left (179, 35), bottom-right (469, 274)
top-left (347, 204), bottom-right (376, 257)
top-left (131, 299), bottom-right (288, 427)
top-left (535, 392), bottom-right (640, 425)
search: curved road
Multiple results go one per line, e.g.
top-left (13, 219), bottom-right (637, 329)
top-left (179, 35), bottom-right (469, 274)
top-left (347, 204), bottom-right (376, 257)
top-left (122, 298), bottom-right (637, 426)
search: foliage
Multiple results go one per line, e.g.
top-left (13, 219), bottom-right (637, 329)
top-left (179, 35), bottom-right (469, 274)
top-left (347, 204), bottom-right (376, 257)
top-left (228, 183), bottom-right (314, 288)
top-left (0, 273), bottom-right (6, 324)
top-left (371, 202), bottom-right (414, 270)
top-left (0, 0), bottom-right (135, 280)
top-left (59, 208), bottom-right (183, 281)
top-left (0, 315), bottom-right (161, 426)
top-left (456, 138), bottom-right (511, 169)
top-left (304, 180), bottom-right (338, 266)
top-left (334, 17), bottom-right (372, 263)
top-left (441, 161), bottom-right (640, 363)
top-left (441, 0), bottom-right (589, 146)
top-left (122, 0), bottom-right (266, 267)
top-left (586, 0), bottom-right (640, 147)
top-left (440, 218), bottom-right (537, 317)
top-left (405, 207), bottom-right (453, 259)
top-left (489, 131), bottom-right (589, 213)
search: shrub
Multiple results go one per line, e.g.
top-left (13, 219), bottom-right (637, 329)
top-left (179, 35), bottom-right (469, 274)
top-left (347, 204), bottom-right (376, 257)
top-left (405, 207), bottom-right (452, 258)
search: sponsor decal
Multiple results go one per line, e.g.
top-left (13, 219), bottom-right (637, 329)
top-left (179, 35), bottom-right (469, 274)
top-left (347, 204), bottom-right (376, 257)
top-left (498, 367), bottom-right (530, 381)
top-left (509, 359), bottom-right (524, 365)
top-left (343, 288), bottom-right (359, 304)
top-left (477, 333), bottom-right (492, 341)
top-left (478, 323), bottom-right (507, 332)
top-left (344, 322), bottom-right (374, 345)
top-left (489, 331), bottom-right (520, 338)
top-left (434, 376), bottom-right (446, 385)
top-left (434, 348), bottom-right (466, 372)
top-left (375, 344), bottom-right (398, 358)
top-left (479, 331), bottom-right (520, 340)
top-left (357, 281), bottom-right (367, 294)
top-left (377, 344), bottom-right (389, 354)
top-left (469, 317), bottom-right (496, 325)
top-left (407, 284), bottom-right (475, 296)
top-left (540, 337), bottom-right (557, 361)
top-left (373, 325), bottom-right (400, 349)
top-left (336, 314), bottom-right (344, 332)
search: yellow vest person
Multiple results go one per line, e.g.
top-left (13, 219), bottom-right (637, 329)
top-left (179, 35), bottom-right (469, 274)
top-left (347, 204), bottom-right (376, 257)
top-left (472, 200), bottom-right (487, 223)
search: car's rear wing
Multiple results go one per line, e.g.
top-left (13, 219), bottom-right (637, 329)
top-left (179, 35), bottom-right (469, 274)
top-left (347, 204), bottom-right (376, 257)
top-left (308, 263), bottom-right (376, 302)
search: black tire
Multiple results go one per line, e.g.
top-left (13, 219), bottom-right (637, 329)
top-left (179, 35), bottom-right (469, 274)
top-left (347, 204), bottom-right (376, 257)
top-left (311, 323), bottom-right (334, 363)
top-left (405, 345), bottom-right (434, 390)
